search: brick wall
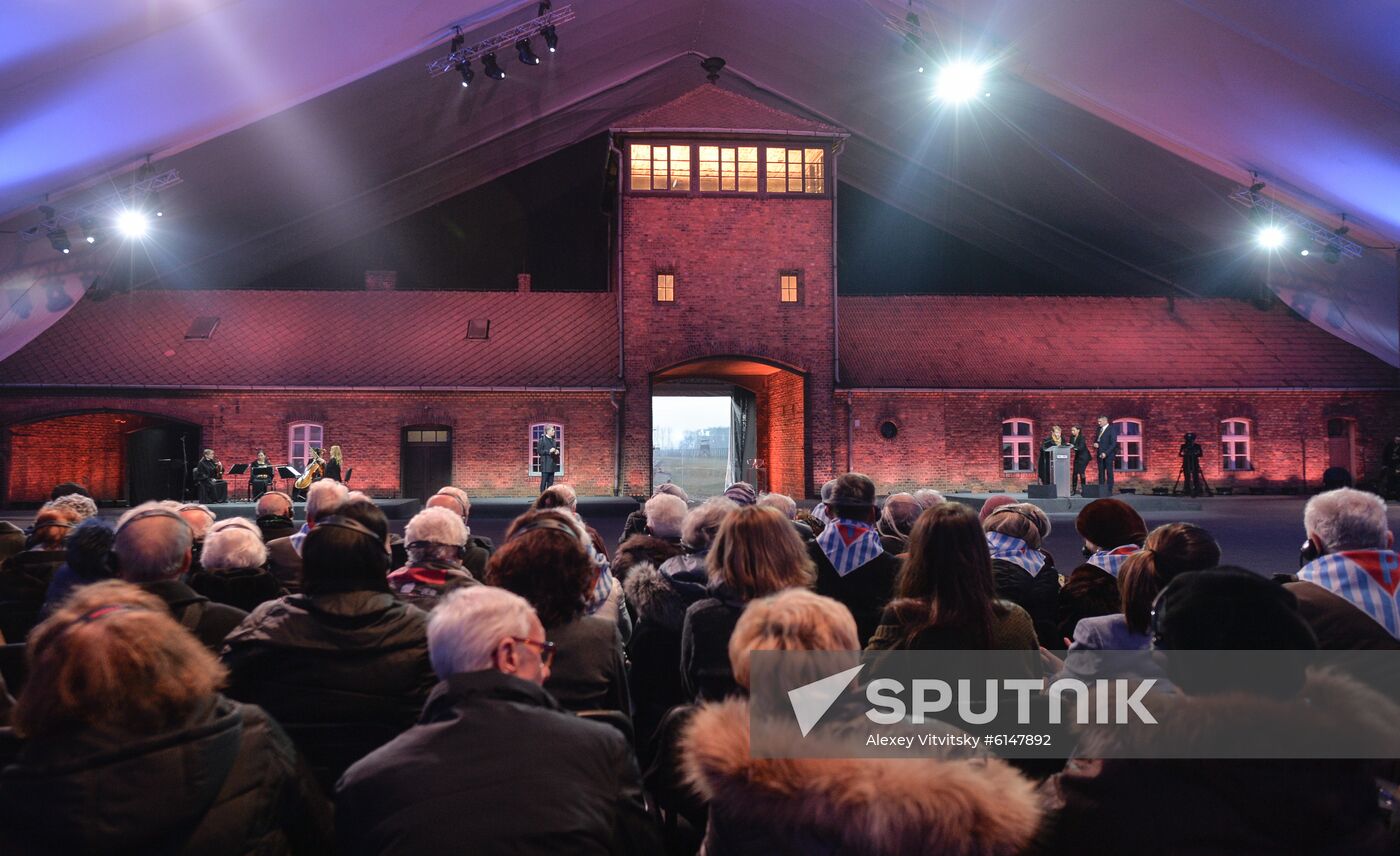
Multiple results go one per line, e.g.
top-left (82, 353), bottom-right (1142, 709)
top-left (840, 390), bottom-right (1400, 493)
top-left (764, 370), bottom-right (805, 496)
top-left (619, 194), bottom-right (836, 497)
top-left (0, 391), bottom-right (619, 502)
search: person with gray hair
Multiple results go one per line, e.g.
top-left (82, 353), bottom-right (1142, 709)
top-left (911, 488), bottom-right (946, 510)
top-left (761, 491), bottom-right (818, 545)
top-left (48, 493), bottom-right (98, 523)
top-left (115, 501), bottom-right (247, 651)
top-left (614, 495), bottom-right (687, 588)
top-left (1286, 487), bottom-right (1400, 652)
top-left (624, 496), bottom-right (739, 742)
top-left (189, 518), bottom-right (285, 613)
top-left (809, 478), bottom-right (841, 525)
top-left (255, 490), bottom-right (296, 543)
top-left (425, 486), bottom-right (494, 575)
top-left (876, 493), bottom-right (921, 554)
top-left (266, 478), bottom-right (349, 590)
top-left (619, 483), bottom-right (691, 546)
top-left (336, 585), bottom-right (657, 854)
top-left (387, 506), bottom-right (480, 610)
top-left (644, 493), bottom-right (687, 542)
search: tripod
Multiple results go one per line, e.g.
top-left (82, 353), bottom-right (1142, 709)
top-left (1173, 458), bottom-right (1212, 497)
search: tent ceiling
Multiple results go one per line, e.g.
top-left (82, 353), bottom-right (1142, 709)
top-left (1, 0), bottom-right (1396, 363)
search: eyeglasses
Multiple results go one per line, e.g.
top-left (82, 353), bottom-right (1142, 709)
top-left (511, 636), bottom-right (557, 667)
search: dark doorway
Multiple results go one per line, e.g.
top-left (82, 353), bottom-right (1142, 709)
top-left (1327, 418), bottom-right (1356, 473)
top-left (402, 427), bottom-right (453, 501)
top-left (127, 423), bottom-right (201, 504)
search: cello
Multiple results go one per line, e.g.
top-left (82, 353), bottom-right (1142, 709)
top-left (294, 451), bottom-right (325, 490)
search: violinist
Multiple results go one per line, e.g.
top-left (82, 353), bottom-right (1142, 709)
top-left (194, 448), bottom-right (228, 504)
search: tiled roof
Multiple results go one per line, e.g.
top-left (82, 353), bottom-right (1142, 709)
top-left (0, 290), bottom-right (621, 389)
top-left (838, 296), bottom-right (1399, 389)
top-left (613, 85), bottom-right (845, 135)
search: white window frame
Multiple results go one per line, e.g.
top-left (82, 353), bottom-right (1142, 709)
top-left (1113, 418), bottom-right (1145, 472)
top-left (1001, 418), bottom-right (1034, 473)
top-left (1221, 418), bottom-right (1252, 471)
top-left (530, 423), bottom-right (564, 477)
top-left (288, 422), bottom-right (324, 473)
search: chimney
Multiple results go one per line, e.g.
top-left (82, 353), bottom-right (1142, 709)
top-left (517, 273), bottom-right (532, 293)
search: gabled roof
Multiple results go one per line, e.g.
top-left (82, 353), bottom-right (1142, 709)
top-left (838, 296), bottom-right (1398, 390)
top-left (0, 290), bottom-right (620, 389)
top-left (612, 85), bottom-right (844, 136)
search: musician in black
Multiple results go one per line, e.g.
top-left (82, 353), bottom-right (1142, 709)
top-left (194, 448), bottom-right (227, 504)
top-left (536, 427), bottom-right (559, 493)
top-left (249, 449), bottom-right (276, 499)
top-left (1068, 425), bottom-right (1091, 495)
top-left (1380, 434), bottom-right (1400, 499)
top-left (324, 444), bottom-right (344, 483)
top-left (1179, 433), bottom-right (1205, 497)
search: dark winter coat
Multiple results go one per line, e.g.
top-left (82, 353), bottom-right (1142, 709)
top-left (991, 557), bottom-right (1063, 649)
top-left (543, 615), bottom-right (630, 715)
top-left (386, 560), bottom-right (480, 611)
top-left (680, 587), bottom-right (748, 702)
top-left (221, 590), bottom-right (435, 732)
top-left (682, 697), bottom-right (1042, 855)
top-left (1056, 564), bottom-right (1121, 643)
top-left (188, 566), bottom-right (287, 613)
top-left (624, 558), bottom-right (711, 744)
top-left (808, 541), bottom-right (899, 647)
top-left (613, 534), bottom-right (683, 585)
top-left (256, 514), bottom-right (297, 544)
top-left (335, 670), bottom-right (659, 855)
top-left (1038, 670), bottom-right (1400, 855)
top-left (139, 579), bottom-right (248, 652)
top-left (0, 549), bottom-right (66, 640)
top-left (0, 696), bottom-right (331, 855)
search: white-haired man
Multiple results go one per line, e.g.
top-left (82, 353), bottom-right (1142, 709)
top-left (188, 518), bottom-right (285, 613)
top-left (425, 486), bottom-right (493, 575)
top-left (1286, 487), bottom-right (1400, 652)
top-left (335, 586), bottom-right (658, 855)
top-left (266, 479), bottom-right (348, 590)
top-left (114, 501), bottom-right (247, 651)
top-left (388, 506), bottom-right (480, 609)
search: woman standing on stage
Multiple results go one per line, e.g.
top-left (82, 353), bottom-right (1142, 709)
top-left (323, 445), bottom-right (344, 483)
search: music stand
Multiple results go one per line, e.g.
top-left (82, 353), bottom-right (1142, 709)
top-left (227, 463), bottom-right (248, 476)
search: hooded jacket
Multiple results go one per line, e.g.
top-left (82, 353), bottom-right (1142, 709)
top-left (0, 696), bottom-right (330, 855)
top-left (682, 697), bottom-right (1042, 855)
top-left (221, 590), bottom-right (435, 731)
top-left (624, 558), bottom-right (711, 744)
top-left (1039, 670), bottom-right (1400, 855)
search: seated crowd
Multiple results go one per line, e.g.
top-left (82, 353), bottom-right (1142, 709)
top-left (0, 475), bottom-right (1396, 854)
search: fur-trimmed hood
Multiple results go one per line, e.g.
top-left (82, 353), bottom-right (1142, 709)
top-left (623, 558), bottom-right (708, 632)
top-left (681, 698), bottom-right (1042, 856)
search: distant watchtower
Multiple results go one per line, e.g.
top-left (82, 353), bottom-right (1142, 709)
top-left (611, 85), bottom-right (847, 497)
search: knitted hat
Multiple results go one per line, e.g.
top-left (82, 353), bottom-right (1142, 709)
top-left (1075, 498), bottom-right (1147, 549)
top-left (978, 494), bottom-right (1018, 524)
top-left (723, 482), bottom-right (757, 506)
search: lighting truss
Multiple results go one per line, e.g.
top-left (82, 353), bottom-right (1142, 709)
top-left (426, 5), bottom-right (575, 78)
top-left (20, 169), bottom-right (183, 241)
top-left (1228, 187), bottom-right (1362, 259)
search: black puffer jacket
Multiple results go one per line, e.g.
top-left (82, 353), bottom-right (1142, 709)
top-left (991, 557), bottom-right (1062, 649)
top-left (221, 590), bottom-right (435, 731)
top-left (624, 558), bottom-right (710, 745)
top-left (0, 696), bottom-right (331, 855)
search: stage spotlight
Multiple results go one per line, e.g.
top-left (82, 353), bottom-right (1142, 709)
top-left (48, 228), bottom-right (71, 254)
top-left (1257, 225), bottom-right (1286, 249)
top-left (542, 25), bottom-right (558, 52)
top-left (516, 38), bottom-right (540, 65)
top-left (79, 216), bottom-right (106, 245)
top-left (456, 60), bottom-right (474, 88)
top-left (483, 53), bottom-right (506, 80)
top-left (149, 191), bottom-right (164, 217)
top-left (1299, 248), bottom-right (1310, 256)
top-left (1323, 244), bottom-right (1340, 264)
top-left (116, 210), bottom-right (150, 239)
top-left (1249, 181), bottom-right (1266, 194)
top-left (934, 60), bottom-right (986, 103)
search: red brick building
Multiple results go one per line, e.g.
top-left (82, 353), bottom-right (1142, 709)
top-left (0, 87), bottom-right (1395, 504)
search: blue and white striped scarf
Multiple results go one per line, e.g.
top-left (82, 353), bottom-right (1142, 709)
top-left (290, 521), bottom-right (311, 556)
top-left (584, 542), bottom-right (615, 616)
top-left (1085, 544), bottom-right (1141, 578)
top-left (1298, 550), bottom-right (1400, 640)
top-left (986, 531), bottom-right (1047, 577)
top-left (817, 518), bottom-right (884, 577)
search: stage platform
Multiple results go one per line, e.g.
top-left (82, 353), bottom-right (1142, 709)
top-left (943, 492), bottom-right (1204, 514)
top-left (202, 497), bottom-right (424, 521)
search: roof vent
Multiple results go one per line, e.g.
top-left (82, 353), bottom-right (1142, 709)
top-left (365, 270), bottom-right (398, 291)
top-left (466, 319), bottom-right (491, 340)
top-left (185, 316), bottom-right (220, 340)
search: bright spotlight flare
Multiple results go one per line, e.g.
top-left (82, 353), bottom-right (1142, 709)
top-left (1256, 225), bottom-right (1286, 250)
top-left (934, 60), bottom-right (989, 103)
top-left (116, 210), bottom-right (150, 240)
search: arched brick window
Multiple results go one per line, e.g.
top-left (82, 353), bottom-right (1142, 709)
top-left (288, 422), bottom-right (324, 472)
top-left (1001, 419), bottom-right (1034, 473)
top-left (1113, 418), bottom-right (1144, 471)
top-left (1221, 418), bottom-right (1252, 471)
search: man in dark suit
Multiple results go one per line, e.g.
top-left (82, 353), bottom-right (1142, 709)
top-left (536, 427), bottom-right (560, 494)
top-left (1093, 415), bottom-right (1118, 493)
